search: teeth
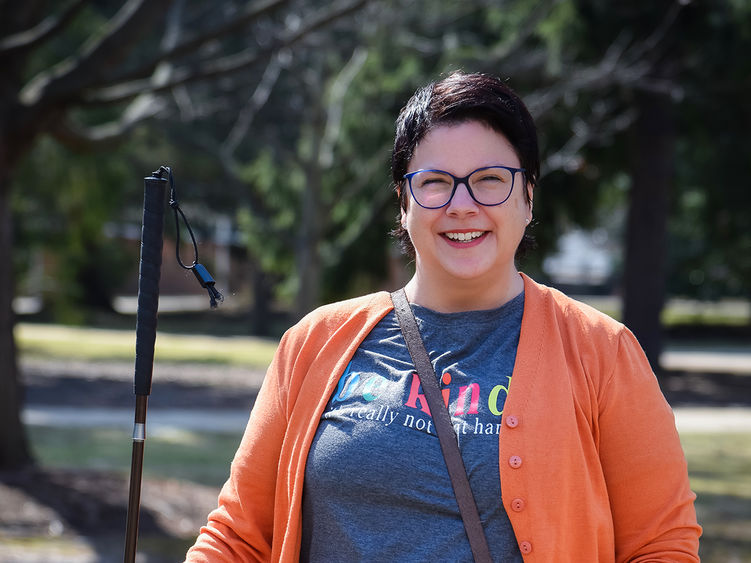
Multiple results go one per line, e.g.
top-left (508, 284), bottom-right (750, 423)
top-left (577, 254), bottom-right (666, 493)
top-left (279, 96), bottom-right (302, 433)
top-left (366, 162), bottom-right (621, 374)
top-left (445, 231), bottom-right (484, 242)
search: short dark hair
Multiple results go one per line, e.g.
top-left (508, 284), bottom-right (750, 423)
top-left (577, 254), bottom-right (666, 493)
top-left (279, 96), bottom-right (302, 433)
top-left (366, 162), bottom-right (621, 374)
top-left (391, 71), bottom-right (539, 259)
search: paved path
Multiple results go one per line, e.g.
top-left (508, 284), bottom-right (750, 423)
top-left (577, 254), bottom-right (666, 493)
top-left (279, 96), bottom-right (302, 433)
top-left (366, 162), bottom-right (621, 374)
top-left (23, 406), bottom-right (250, 434)
top-left (660, 348), bottom-right (751, 375)
top-left (20, 346), bottom-right (751, 435)
top-left (672, 406), bottom-right (751, 433)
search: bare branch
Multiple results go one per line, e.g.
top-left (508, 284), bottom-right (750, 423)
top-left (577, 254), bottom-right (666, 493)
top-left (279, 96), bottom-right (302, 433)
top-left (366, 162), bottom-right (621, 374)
top-left (0, 0), bottom-right (89, 56)
top-left (485, 0), bottom-right (557, 63)
top-left (82, 0), bottom-right (370, 105)
top-left (623, 1), bottom-right (686, 66)
top-left (20, 0), bottom-right (174, 106)
top-left (321, 152), bottom-right (393, 266)
top-left (172, 84), bottom-right (197, 120)
top-left (526, 3), bottom-right (688, 121)
top-left (525, 35), bottom-right (649, 120)
top-left (221, 50), bottom-right (288, 158)
top-left (109, 0), bottom-right (292, 86)
top-left (177, 128), bottom-right (281, 241)
top-left (541, 105), bottom-right (636, 176)
top-left (319, 46), bottom-right (368, 168)
top-left (155, 0), bottom-right (203, 122)
top-left (49, 94), bottom-right (167, 151)
top-left (215, 148), bottom-right (287, 245)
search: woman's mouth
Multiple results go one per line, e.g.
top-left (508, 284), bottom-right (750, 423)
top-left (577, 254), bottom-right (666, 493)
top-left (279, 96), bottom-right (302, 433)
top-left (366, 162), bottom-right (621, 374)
top-left (443, 231), bottom-right (487, 244)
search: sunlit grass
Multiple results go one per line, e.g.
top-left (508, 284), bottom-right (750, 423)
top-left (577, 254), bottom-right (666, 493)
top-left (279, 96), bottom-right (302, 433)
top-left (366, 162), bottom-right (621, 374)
top-left (683, 433), bottom-right (751, 498)
top-left (16, 319), bottom-right (751, 563)
top-left (16, 323), bottom-right (278, 368)
top-left (25, 424), bottom-right (751, 562)
top-left (681, 432), bottom-right (751, 562)
top-left (28, 425), bottom-right (242, 488)
top-left (574, 295), bottom-right (751, 326)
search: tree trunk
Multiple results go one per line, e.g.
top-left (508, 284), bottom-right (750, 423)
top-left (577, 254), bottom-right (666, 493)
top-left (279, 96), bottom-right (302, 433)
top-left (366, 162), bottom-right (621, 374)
top-left (295, 162), bottom-right (323, 319)
top-left (623, 88), bottom-right (675, 373)
top-left (0, 170), bottom-right (32, 468)
top-left (251, 266), bottom-right (276, 336)
top-left (294, 88), bottom-right (326, 320)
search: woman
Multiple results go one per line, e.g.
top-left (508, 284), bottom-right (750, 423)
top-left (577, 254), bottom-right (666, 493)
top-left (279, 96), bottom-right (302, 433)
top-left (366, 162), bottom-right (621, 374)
top-left (186, 72), bottom-right (701, 562)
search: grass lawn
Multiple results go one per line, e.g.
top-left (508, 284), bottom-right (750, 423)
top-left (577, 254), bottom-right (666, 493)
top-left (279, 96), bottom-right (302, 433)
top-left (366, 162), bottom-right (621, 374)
top-left (680, 432), bottom-right (751, 562)
top-left (13, 323), bottom-right (751, 561)
top-left (23, 424), bottom-right (751, 562)
top-left (28, 425), bottom-right (243, 488)
top-left (16, 322), bottom-right (278, 368)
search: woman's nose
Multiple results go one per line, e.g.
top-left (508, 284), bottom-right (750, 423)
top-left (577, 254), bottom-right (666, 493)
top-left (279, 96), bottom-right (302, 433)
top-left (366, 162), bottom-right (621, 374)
top-left (446, 182), bottom-right (479, 214)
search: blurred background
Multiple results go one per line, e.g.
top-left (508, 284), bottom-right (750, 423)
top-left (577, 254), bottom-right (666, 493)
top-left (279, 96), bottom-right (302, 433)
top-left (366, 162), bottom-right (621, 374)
top-left (1, 0), bottom-right (750, 561)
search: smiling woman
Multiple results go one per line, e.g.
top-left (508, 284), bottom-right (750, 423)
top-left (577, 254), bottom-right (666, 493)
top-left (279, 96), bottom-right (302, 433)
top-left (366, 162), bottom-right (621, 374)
top-left (400, 121), bottom-right (532, 312)
top-left (186, 72), bottom-right (701, 563)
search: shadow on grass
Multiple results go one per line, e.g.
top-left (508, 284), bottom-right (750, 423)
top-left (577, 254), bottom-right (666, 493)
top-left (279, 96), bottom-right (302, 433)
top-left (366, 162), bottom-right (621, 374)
top-left (661, 370), bottom-right (751, 407)
top-left (0, 466), bottom-right (168, 561)
top-left (24, 373), bottom-right (258, 410)
top-left (0, 464), bottom-right (222, 562)
top-left (695, 491), bottom-right (751, 563)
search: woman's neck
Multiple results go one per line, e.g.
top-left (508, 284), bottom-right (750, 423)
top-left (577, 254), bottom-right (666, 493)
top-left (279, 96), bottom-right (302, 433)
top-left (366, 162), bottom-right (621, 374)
top-left (404, 269), bottom-right (524, 313)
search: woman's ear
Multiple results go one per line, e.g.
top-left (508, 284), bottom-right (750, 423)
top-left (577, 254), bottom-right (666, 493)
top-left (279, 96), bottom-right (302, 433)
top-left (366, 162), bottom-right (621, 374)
top-left (526, 183), bottom-right (534, 224)
top-left (400, 207), bottom-right (407, 228)
top-left (528, 183), bottom-right (534, 207)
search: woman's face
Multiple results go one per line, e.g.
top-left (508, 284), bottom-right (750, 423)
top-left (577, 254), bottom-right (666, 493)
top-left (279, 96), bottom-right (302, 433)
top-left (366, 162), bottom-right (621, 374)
top-left (401, 120), bottom-right (532, 297)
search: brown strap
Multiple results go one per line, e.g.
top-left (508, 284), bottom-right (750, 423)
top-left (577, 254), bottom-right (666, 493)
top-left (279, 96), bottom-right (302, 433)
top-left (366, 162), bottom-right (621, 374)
top-left (390, 289), bottom-right (493, 563)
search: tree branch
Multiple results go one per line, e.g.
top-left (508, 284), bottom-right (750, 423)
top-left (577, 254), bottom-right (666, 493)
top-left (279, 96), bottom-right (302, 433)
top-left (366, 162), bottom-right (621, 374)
top-left (541, 105), bottom-right (636, 176)
top-left (48, 0), bottom-right (181, 152)
top-left (526, 3), bottom-right (687, 121)
top-left (623, 1), bottom-right (685, 67)
top-left (180, 128), bottom-right (282, 241)
top-left (0, 0), bottom-right (89, 56)
top-left (107, 0), bottom-right (292, 86)
top-left (321, 156), bottom-right (393, 267)
top-left (525, 33), bottom-right (649, 119)
top-left (221, 50), bottom-right (288, 158)
top-left (319, 46), bottom-right (368, 168)
top-left (49, 94), bottom-right (167, 151)
top-left (484, 0), bottom-right (557, 63)
top-left (81, 0), bottom-right (370, 105)
top-left (20, 0), bottom-right (174, 106)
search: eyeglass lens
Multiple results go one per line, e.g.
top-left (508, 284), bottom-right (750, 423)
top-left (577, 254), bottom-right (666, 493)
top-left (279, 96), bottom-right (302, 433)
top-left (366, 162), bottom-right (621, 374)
top-left (409, 167), bottom-right (515, 208)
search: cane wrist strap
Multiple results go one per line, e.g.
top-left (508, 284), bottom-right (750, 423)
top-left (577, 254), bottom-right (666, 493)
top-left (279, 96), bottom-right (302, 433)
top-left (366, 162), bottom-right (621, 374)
top-left (390, 289), bottom-right (493, 563)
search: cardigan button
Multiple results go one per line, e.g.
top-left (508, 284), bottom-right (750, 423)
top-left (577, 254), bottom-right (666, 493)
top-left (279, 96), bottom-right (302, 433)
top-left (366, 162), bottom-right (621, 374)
top-left (519, 541), bottom-right (533, 554)
top-left (505, 415), bottom-right (519, 428)
top-left (509, 455), bottom-right (523, 469)
top-left (511, 498), bottom-right (525, 512)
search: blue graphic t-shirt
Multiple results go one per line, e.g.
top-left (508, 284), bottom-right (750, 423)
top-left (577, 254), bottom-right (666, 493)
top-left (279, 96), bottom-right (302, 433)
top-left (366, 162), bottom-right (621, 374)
top-left (301, 292), bottom-right (525, 562)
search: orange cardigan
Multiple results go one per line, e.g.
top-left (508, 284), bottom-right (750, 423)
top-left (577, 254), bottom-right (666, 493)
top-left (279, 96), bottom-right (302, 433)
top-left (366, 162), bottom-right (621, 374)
top-left (186, 275), bottom-right (701, 562)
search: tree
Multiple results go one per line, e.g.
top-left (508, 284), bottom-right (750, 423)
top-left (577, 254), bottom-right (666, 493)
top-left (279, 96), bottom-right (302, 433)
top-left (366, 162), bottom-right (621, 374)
top-left (569, 0), bottom-right (751, 368)
top-left (377, 0), bottom-right (749, 369)
top-left (204, 44), bottom-right (384, 320)
top-left (668, 1), bottom-right (751, 305)
top-left (5, 0), bottom-right (749, 471)
top-left (229, 0), bottom-right (692, 326)
top-left (0, 0), bottom-right (369, 468)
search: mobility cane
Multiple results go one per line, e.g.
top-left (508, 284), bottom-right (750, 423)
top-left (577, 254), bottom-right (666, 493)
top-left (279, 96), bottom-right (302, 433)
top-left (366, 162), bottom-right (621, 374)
top-left (124, 167), bottom-right (222, 562)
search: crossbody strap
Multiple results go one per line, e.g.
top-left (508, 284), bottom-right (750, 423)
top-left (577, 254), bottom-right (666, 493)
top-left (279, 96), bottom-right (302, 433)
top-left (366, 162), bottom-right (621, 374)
top-left (390, 289), bottom-right (493, 563)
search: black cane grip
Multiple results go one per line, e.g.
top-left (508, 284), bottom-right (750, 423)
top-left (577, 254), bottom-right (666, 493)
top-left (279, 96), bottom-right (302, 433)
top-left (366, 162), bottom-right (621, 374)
top-left (133, 175), bottom-right (168, 396)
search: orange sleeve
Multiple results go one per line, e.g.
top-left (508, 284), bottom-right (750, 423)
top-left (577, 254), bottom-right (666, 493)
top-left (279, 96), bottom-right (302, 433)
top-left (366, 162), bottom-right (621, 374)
top-left (184, 293), bottom-right (393, 562)
top-left (597, 329), bottom-right (702, 562)
top-left (184, 331), bottom-right (293, 562)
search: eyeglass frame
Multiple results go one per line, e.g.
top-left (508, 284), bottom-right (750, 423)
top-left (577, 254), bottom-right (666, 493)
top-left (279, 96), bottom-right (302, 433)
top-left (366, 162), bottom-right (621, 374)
top-left (402, 165), bottom-right (526, 209)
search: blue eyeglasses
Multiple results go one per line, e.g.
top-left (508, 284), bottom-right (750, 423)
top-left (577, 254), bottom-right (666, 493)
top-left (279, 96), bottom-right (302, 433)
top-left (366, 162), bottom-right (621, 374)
top-left (403, 165), bottom-right (525, 209)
